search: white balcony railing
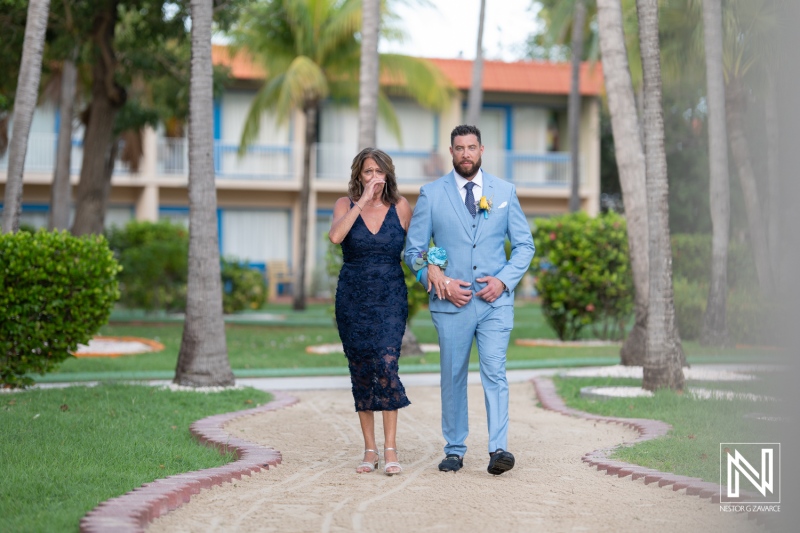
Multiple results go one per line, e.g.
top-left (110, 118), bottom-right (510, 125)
top-left (0, 134), bottom-right (294, 181)
top-left (315, 143), bottom-right (579, 187)
top-left (2, 134), bottom-right (579, 187)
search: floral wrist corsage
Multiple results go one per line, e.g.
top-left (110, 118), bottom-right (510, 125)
top-left (478, 196), bottom-right (492, 219)
top-left (412, 246), bottom-right (448, 281)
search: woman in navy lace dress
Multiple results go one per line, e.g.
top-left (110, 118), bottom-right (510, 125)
top-left (329, 148), bottom-right (412, 476)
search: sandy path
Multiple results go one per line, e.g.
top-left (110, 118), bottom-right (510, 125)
top-left (149, 383), bottom-right (757, 533)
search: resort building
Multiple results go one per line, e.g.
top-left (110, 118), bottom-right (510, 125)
top-left (1, 46), bottom-right (603, 297)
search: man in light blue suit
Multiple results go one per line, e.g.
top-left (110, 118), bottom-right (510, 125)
top-left (405, 125), bottom-right (535, 475)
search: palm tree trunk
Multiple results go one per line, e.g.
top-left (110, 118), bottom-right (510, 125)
top-left (700, 0), bottom-right (730, 346)
top-left (596, 0), bottom-right (649, 366)
top-left (49, 56), bottom-right (78, 231)
top-left (1, 0), bottom-right (50, 234)
top-left (71, 3), bottom-right (126, 236)
top-left (636, 0), bottom-right (684, 391)
top-left (357, 0), bottom-right (380, 150)
top-left (568, 0), bottom-right (586, 213)
top-left (174, 0), bottom-right (234, 387)
top-left (726, 78), bottom-right (774, 297)
top-left (765, 71), bottom-right (781, 283)
top-left (466, 0), bottom-right (486, 126)
top-left (293, 104), bottom-right (317, 311)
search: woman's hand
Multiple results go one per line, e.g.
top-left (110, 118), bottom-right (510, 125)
top-left (359, 176), bottom-right (386, 207)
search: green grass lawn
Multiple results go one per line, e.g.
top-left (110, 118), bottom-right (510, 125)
top-left (44, 300), bottom-right (781, 380)
top-left (0, 384), bottom-right (272, 533)
top-left (552, 375), bottom-right (782, 483)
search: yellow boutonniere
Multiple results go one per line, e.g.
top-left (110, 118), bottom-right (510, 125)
top-left (478, 196), bottom-right (492, 219)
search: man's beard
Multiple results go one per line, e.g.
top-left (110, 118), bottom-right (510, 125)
top-left (453, 155), bottom-right (482, 179)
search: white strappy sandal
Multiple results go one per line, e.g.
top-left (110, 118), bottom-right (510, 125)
top-left (357, 449), bottom-right (379, 473)
top-left (383, 447), bottom-right (403, 476)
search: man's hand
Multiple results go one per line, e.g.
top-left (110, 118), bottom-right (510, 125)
top-left (475, 276), bottom-right (505, 303)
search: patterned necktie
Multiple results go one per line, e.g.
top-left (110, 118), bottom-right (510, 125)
top-left (464, 181), bottom-right (476, 218)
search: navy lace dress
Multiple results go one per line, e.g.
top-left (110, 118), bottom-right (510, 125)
top-left (336, 202), bottom-right (411, 412)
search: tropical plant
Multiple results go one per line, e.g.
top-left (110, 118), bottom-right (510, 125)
top-left (231, 0), bottom-right (454, 311)
top-left (0, 230), bottom-right (120, 388)
top-left (700, 0), bottom-right (730, 346)
top-left (531, 212), bottom-right (634, 341)
top-left (594, 0), bottom-right (650, 365)
top-left (106, 220), bottom-right (189, 312)
top-left (220, 259), bottom-right (268, 314)
top-left (174, 0), bottom-right (234, 387)
top-left (465, 0), bottom-right (486, 126)
top-left (357, 0), bottom-right (380, 149)
top-left (1, 0), bottom-right (50, 234)
top-left (568, 0), bottom-right (587, 213)
top-left (636, 0), bottom-right (684, 390)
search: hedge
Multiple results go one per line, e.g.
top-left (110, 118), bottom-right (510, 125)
top-left (0, 230), bottom-right (121, 387)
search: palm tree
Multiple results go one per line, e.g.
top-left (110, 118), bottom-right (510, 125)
top-left (595, 0), bottom-right (649, 366)
top-left (465, 0), bottom-right (486, 126)
top-left (357, 0), bottom-right (380, 150)
top-left (174, 0), bottom-right (235, 387)
top-left (49, 53), bottom-right (78, 231)
top-left (700, 0), bottom-right (730, 346)
top-left (1, 0), bottom-right (50, 234)
top-left (636, 0), bottom-right (684, 391)
top-left (721, 0), bottom-right (777, 297)
top-left (233, 0), bottom-right (453, 311)
top-left (568, 0), bottom-right (587, 213)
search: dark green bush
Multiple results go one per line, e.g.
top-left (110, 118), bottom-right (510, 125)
top-left (673, 276), bottom-right (769, 344)
top-left (531, 212), bottom-right (633, 340)
top-left (107, 220), bottom-right (188, 312)
top-left (0, 230), bottom-right (121, 387)
top-left (107, 220), bottom-right (267, 314)
top-left (671, 233), bottom-right (756, 289)
top-left (221, 259), bottom-right (267, 314)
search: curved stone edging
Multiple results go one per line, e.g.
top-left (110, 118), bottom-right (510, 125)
top-left (531, 377), bottom-right (766, 513)
top-left (79, 391), bottom-right (299, 533)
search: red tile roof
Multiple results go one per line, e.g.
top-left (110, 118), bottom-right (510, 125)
top-left (428, 58), bottom-right (603, 96)
top-left (212, 45), bottom-right (603, 96)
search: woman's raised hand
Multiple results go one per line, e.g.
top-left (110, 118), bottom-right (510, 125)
top-left (358, 177), bottom-right (386, 207)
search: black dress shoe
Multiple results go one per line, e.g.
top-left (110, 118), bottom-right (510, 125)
top-left (487, 449), bottom-right (515, 475)
top-left (438, 454), bottom-right (463, 472)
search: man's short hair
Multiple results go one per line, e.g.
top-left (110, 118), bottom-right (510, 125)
top-left (450, 125), bottom-right (482, 146)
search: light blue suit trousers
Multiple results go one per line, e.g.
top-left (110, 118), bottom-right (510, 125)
top-left (405, 171), bottom-right (535, 457)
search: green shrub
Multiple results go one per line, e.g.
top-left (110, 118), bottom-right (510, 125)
top-left (531, 212), bottom-right (633, 340)
top-left (673, 276), bottom-right (769, 344)
top-left (0, 230), bottom-right (121, 387)
top-left (107, 220), bottom-right (266, 314)
top-left (671, 233), bottom-right (757, 289)
top-left (106, 220), bottom-right (188, 312)
top-left (221, 259), bottom-right (267, 313)
top-left (672, 276), bottom-right (705, 341)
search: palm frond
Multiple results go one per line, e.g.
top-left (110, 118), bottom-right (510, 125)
top-left (239, 75), bottom-right (286, 153)
top-left (377, 91), bottom-right (402, 145)
top-left (379, 54), bottom-right (455, 112)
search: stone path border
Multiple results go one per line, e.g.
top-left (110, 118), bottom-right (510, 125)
top-left (531, 376), bottom-right (770, 527)
top-left (79, 391), bottom-right (298, 533)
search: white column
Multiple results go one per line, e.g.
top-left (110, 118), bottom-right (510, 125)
top-left (135, 184), bottom-right (159, 221)
top-left (141, 126), bottom-right (158, 179)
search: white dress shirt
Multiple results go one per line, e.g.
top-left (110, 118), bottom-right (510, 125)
top-left (454, 168), bottom-right (484, 205)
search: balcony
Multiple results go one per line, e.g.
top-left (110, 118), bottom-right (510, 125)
top-left (2, 134), bottom-right (581, 188)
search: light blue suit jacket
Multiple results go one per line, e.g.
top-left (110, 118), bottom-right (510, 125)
top-left (404, 170), bottom-right (535, 313)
